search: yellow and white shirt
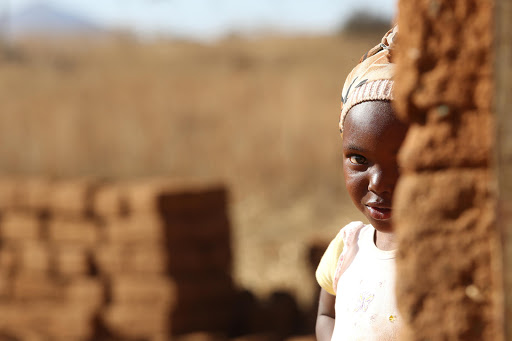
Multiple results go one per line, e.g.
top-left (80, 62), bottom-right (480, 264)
top-left (316, 222), bottom-right (401, 341)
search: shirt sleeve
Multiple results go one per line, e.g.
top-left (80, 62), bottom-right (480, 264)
top-left (315, 229), bottom-right (345, 296)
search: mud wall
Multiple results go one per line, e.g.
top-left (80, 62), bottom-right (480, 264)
top-left (393, 0), bottom-right (503, 340)
top-left (495, 0), bottom-right (512, 338)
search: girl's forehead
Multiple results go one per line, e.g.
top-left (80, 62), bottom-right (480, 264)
top-left (344, 101), bottom-right (395, 132)
top-left (342, 101), bottom-right (407, 149)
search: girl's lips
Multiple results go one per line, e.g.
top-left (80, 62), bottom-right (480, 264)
top-left (366, 205), bottom-right (392, 220)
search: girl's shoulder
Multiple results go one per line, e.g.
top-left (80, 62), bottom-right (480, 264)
top-left (338, 221), bottom-right (367, 244)
top-left (315, 221), bottom-right (367, 295)
top-left (332, 221), bottom-right (368, 293)
top-left (329, 221), bottom-right (367, 246)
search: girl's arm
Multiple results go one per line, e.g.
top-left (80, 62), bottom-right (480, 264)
top-left (316, 288), bottom-right (336, 341)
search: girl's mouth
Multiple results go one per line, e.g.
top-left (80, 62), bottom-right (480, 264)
top-left (366, 205), bottom-right (392, 220)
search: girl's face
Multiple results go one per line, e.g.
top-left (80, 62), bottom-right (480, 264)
top-left (342, 101), bottom-right (408, 233)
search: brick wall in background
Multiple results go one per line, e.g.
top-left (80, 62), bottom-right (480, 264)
top-left (0, 177), bottom-right (235, 341)
top-left (394, 0), bottom-right (503, 340)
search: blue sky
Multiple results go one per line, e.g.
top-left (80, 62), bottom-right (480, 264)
top-left (8, 0), bottom-right (397, 41)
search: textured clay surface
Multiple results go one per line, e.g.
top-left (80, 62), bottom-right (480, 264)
top-left (399, 109), bottom-right (493, 171)
top-left (395, 1), bottom-right (494, 123)
top-left (394, 0), bottom-right (501, 340)
top-left (395, 170), bottom-right (497, 340)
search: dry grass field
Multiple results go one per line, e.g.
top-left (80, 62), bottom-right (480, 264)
top-left (0, 31), bottom-right (383, 307)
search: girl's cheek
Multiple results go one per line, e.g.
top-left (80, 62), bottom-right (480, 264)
top-left (345, 174), bottom-right (366, 193)
top-left (343, 169), bottom-right (356, 186)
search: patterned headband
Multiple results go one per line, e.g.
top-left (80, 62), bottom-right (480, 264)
top-left (339, 25), bottom-right (398, 134)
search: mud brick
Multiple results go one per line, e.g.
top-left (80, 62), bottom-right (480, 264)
top-left (0, 274), bottom-right (11, 300)
top-left (93, 183), bottom-right (127, 218)
top-left (101, 303), bottom-right (171, 339)
top-left (1, 213), bottom-right (41, 240)
top-left (47, 218), bottom-right (99, 245)
top-left (94, 244), bottom-right (167, 275)
top-left (12, 274), bottom-right (62, 301)
top-left (0, 303), bottom-right (95, 340)
top-left (158, 186), bottom-right (227, 217)
top-left (0, 243), bottom-right (17, 275)
top-left (122, 179), bottom-right (174, 214)
top-left (30, 303), bottom-right (96, 340)
top-left (52, 243), bottom-right (91, 277)
top-left (165, 214), bottom-right (231, 242)
top-left (231, 333), bottom-right (280, 341)
top-left (93, 244), bottom-right (124, 275)
top-left (173, 274), bottom-right (235, 306)
top-left (174, 332), bottom-right (229, 341)
top-left (0, 303), bottom-right (31, 335)
top-left (65, 278), bottom-right (104, 310)
top-left (15, 177), bottom-right (52, 212)
top-left (17, 241), bottom-right (51, 275)
top-left (128, 244), bottom-right (168, 274)
top-left (173, 294), bottom-right (235, 317)
top-left (123, 179), bottom-right (227, 216)
top-left (47, 337), bottom-right (89, 341)
top-left (395, 169), bottom-right (492, 236)
top-left (150, 334), bottom-right (174, 341)
top-left (0, 329), bottom-right (46, 341)
top-left (168, 240), bottom-right (231, 275)
top-left (105, 215), bottom-right (165, 243)
top-left (48, 178), bottom-right (99, 217)
top-left (0, 178), bottom-right (43, 213)
top-left (394, 170), bottom-right (494, 287)
top-left (110, 275), bottom-right (176, 306)
top-left (171, 306), bottom-right (232, 335)
top-left (0, 178), bottom-right (20, 211)
top-left (399, 112), bottom-right (492, 172)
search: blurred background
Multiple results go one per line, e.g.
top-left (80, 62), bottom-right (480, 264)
top-left (0, 0), bottom-right (396, 339)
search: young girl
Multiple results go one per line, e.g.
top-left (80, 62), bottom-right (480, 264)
top-left (315, 26), bottom-right (407, 340)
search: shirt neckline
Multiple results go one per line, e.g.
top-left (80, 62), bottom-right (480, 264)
top-left (366, 225), bottom-right (396, 259)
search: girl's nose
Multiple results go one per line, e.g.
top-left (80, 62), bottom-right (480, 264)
top-left (368, 166), bottom-right (394, 195)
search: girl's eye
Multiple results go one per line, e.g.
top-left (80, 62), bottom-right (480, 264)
top-left (349, 155), bottom-right (367, 165)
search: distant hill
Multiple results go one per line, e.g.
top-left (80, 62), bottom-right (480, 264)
top-left (9, 2), bottom-right (103, 38)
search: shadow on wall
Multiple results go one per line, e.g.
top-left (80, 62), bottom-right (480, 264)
top-left (0, 177), bottom-right (327, 341)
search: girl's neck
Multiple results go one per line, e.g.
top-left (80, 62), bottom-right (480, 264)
top-left (374, 230), bottom-right (397, 251)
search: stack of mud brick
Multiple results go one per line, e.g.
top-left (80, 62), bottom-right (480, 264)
top-left (95, 178), bottom-right (236, 337)
top-left (0, 177), bottom-right (235, 341)
top-left (0, 177), bottom-right (105, 341)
